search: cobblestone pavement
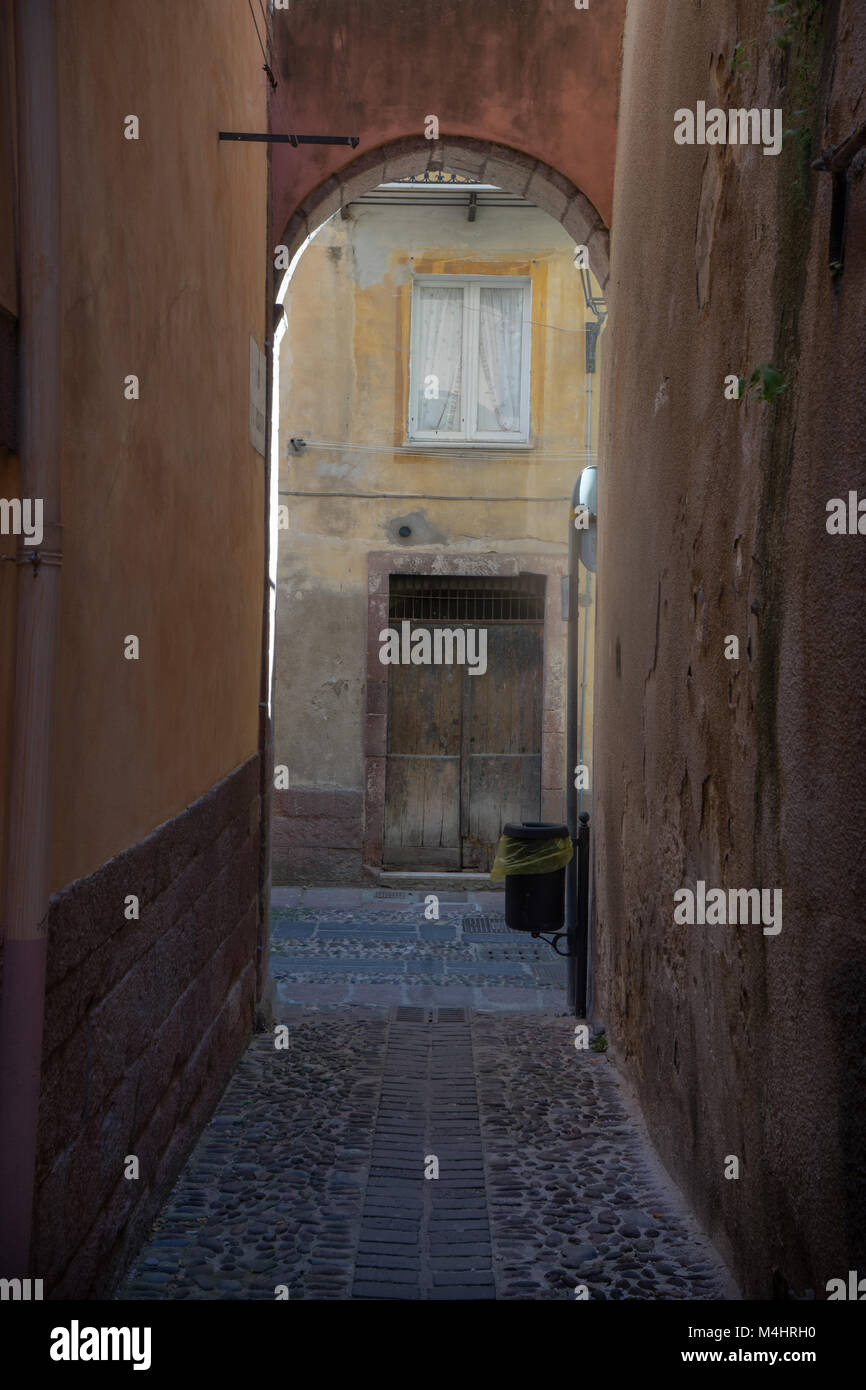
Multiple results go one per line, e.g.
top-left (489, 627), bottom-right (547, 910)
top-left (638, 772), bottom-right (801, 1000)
top-left (267, 885), bottom-right (569, 1014)
top-left (117, 888), bottom-right (736, 1301)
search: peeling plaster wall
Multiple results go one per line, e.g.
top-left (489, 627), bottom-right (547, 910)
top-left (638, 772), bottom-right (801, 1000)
top-left (595, 0), bottom-right (866, 1298)
top-left (275, 201), bottom-right (601, 882)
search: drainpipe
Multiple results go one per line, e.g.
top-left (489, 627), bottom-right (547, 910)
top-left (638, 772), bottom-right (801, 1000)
top-left (565, 475), bottom-right (581, 1015)
top-left (566, 335), bottom-right (600, 1016)
top-left (578, 372), bottom-right (592, 826)
top-left (0, 0), bottom-right (62, 1277)
top-left (255, 62), bottom-right (276, 1027)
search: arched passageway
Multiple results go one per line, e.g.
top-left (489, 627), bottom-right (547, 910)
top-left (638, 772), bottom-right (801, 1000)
top-left (270, 142), bottom-right (605, 868)
top-left (267, 0), bottom-right (625, 249)
top-left (275, 136), bottom-right (610, 290)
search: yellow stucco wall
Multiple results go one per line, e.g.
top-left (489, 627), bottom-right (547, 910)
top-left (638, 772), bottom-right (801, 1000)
top-left (44, 1), bottom-right (268, 890)
top-left (275, 199), bottom-right (600, 819)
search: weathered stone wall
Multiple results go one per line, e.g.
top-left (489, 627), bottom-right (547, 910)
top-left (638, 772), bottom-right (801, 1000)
top-left (595, 0), bottom-right (866, 1297)
top-left (33, 756), bottom-right (260, 1299)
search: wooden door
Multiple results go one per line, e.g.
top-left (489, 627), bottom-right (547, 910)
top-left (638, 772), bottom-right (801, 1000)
top-left (461, 624), bottom-right (543, 871)
top-left (383, 629), bottom-right (462, 867)
top-left (383, 622), bottom-right (543, 870)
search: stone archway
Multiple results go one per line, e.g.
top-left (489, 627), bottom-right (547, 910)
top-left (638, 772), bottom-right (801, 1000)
top-left (277, 136), bottom-right (610, 290)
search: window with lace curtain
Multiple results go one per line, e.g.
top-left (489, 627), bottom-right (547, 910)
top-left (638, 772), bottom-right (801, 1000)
top-left (407, 276), bottom-right (532, 444)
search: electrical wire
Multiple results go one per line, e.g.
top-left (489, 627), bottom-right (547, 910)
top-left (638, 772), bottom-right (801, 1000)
top-left (293, 276), bottom-right (599, 340)
top-left (257, 0), bottom-right (272, 53)
top-left (284, 440), bottom-right (597, 461)
top-left (247, 0), bottom-right (269, 65)
top-left (279, 490), bottom-right (572, 502)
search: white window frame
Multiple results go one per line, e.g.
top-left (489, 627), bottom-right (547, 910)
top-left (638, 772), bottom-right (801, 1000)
top-left (407, 274), bottom-right (532, 446)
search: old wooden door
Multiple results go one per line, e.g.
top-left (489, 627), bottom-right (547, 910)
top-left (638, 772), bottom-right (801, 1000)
top-left (383, 616), bottom-right (543, 871)
top-left (383, 637), bottom-right (462, 868)
top-left (460, 623), bottom-right (542, 870)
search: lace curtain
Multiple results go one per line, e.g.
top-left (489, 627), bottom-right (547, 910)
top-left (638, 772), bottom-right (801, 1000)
top-left (415, 285), bottom-right (464, 431)
top-left (477, 286), bottom-right (523, 433)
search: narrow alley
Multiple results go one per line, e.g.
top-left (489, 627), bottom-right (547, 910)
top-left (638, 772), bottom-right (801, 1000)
top-left (2, 0), bottom-right (864, 1364)
top-left (118, 889), bottom-right (733, 1301)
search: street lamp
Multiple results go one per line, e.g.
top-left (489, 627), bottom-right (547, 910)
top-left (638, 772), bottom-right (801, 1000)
top-left (579, 266), bottom-right (606, 374)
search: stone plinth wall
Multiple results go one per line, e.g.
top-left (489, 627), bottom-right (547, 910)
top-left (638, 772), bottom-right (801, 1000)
top-left (32, 755), bottom-right (261, 1298)
top-left (272, 788), bottom-right (364, 885)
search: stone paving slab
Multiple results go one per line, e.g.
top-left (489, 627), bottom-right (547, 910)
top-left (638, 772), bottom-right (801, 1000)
top-left (300, 887), bottom-right (370, 908)
top-left (268, 901), bottom-right (566, 1016)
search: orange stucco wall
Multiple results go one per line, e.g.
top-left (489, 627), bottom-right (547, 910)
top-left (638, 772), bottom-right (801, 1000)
top-left (48, 0), bottom-right (269, 890)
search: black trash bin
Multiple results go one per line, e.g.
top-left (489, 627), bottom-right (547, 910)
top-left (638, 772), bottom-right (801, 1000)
top-left (493, 821), bottom-right (572, 936)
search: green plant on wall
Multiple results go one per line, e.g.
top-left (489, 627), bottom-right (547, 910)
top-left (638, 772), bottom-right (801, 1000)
top-left (737, 364), bottom-right (790, 404)
top-left (729, 1), bottom-right (821, 72)
top-left (768, 0), bottom-right (822, 49)
top-left (773, 0), bottom-right (825, 202)
top-left (729, 4), bottom-right (824, 204)
top-left (729, 40), bottom-right (755, 76)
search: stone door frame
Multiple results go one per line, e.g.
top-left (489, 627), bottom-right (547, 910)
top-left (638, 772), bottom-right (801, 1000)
top-left (364, 550), bottom-right (567, 872)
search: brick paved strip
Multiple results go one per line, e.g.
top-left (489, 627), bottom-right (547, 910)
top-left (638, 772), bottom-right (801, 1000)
top-left (355, 1268), bottom-right (419, 1285)
top-left (429, 1286), bottom-right (495, 1300)
top-left (433, 1272), bottom-right (495, 1285)
top-left (354, 1282), bottom-right (420, 1300)
top-left (430, 1258), bottom-right (493, 1271)
top-left (352, 1019), bottom-right (494, 1301)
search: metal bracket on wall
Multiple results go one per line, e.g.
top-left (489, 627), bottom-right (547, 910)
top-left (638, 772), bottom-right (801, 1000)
top-left (530, 928), bottom-right (579, 959)
top-left (812, 120), bottom-right (866, 278)
top-left (578, 265), bottom-right (607, 373)
top-left (219, 132), bottom-right (360, 147)
top-left (0, 550), bottom-right (62, 577)
top-left (585, 318), bottom-right (603, 374)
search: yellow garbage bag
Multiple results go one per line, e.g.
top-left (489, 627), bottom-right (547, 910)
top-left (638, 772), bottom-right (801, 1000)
top-left (489, 831), bottom-right (573, 882)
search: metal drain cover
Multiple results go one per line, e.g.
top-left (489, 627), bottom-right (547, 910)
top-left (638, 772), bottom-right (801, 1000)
top-left (390, 1007), bottom-right (468, 1023)
top-left (462, 913), bottom-right (511, 934)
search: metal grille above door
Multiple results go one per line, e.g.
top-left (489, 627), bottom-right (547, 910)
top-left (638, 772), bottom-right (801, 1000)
top-left (388, 573), bottom-right (545, 624)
